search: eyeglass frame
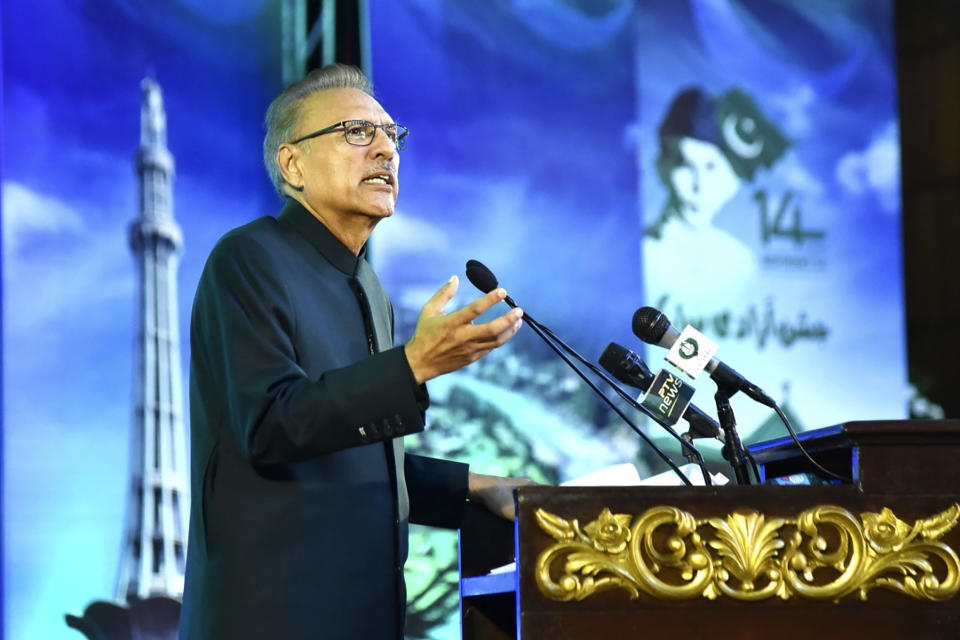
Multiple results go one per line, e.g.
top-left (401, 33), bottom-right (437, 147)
top-left (289, 119), bottom-right (409, 150)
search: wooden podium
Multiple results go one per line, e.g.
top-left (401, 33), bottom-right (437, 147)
top-left (458, 420), bottom-right (960, 639)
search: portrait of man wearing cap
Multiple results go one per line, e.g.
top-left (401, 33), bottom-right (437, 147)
top-left (643, 87), bottom-right (789, 298)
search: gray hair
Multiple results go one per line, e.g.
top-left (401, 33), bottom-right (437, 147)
top-left (262, 64), bottom-right (374, 196)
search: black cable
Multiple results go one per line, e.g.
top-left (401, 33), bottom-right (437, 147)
top-left (772, 403), bottom-right (851, 483)
top-left (745, 449), bottom-right (762, 484)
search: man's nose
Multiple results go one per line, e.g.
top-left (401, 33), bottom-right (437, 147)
top-left (369, 129), bottom-right (397, 160)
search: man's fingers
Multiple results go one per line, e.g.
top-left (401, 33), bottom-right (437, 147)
top-left (409, 284), bottom-right (521, 383)
top-left (468, 308), bottom-right (524, 347)
top-left (421, 275), bottom-right (459, 315)
top-left (479, 307), bottom-right (523, 337)
top-left (451, 287), bottom-right (508, 323)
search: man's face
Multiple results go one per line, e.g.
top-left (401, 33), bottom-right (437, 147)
top-left (287, 88), bottom-right (400, 223)
top-left (670, 136), bottom-right (740, 228)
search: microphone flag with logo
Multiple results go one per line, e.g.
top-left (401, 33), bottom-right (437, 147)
top-left (665, 325), bottom-right (719, 379)
top-left (639, 370), bottom-right (696, 427)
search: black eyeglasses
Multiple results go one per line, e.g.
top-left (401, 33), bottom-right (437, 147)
top-left (290, 119), bottom-right (409, 150)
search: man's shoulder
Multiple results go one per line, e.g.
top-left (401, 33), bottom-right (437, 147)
top-left (218, 215), bottom-right (282, 246)
top-left (196, 216), bottom-right (293, 287)
top-left (208, 215), bottom-right (294, 261)
top-left (194, 216), bottom-right (298, 307)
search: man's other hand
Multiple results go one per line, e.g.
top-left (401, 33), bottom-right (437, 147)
top-left (468, 472), bottom-right (535, 521)
top-left (404, 275), bottom-right (523, 384)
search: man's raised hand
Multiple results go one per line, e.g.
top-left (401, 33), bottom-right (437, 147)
top-left (404, 275), bottom-right (523, 384)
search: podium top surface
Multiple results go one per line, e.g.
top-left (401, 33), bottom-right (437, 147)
top-left (749, 419), bottom-right (960, 459)
top-left (747, 419), bottom-right (960, 491)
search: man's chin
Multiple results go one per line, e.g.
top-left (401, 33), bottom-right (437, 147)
top-left (367, 197), bottom-right (397, 218)
top-left (363, 204), bottom-right (395, 220)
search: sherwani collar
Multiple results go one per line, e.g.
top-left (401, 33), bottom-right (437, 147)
top-left (277, 197), bottom-right (367, 276)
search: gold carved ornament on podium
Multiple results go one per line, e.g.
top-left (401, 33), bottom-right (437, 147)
top-left (534, 503), bottom-right (960, 603)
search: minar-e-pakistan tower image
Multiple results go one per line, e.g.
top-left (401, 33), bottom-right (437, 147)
top-left (66, 77), bottom-right (188, 640)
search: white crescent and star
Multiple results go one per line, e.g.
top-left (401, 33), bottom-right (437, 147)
top-left (722, 114), bottom-right (764, 158)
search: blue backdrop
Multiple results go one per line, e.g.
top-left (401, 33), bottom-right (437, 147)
top-left (2, 1), bottom-right (905, 639)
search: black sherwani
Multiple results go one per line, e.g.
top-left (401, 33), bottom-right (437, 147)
top-left (179, 198), bottom-right (469, 639)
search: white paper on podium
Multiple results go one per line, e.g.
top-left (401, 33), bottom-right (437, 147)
top-left (561, 462), bottom-right (728, 487)
top-left (637, 463), bottom-right (729, 487)
top-left (559, 462), bottom-right (642, 486)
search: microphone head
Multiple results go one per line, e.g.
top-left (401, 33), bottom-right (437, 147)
top-left (465, 259), bottom-right (499, 294)
top-left (632, 306), bottom-right (672, 345)
top-left (599, 342), bottom-right (654, 389)
top-left (598, 342), bottom-right (630, 375)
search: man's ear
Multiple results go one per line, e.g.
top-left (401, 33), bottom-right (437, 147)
top-left (277, 143), bottom-right (304, 191)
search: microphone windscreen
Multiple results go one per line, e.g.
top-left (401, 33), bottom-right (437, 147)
top-left (465, 259), bottom-right (499, 293)
top-left (599, 342), bottom-right (629, 375)
top-left (632, 306), bottom-right (671, 344)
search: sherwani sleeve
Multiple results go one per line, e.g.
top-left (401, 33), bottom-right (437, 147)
top-left (405, 453), bottom-right (470, 529)
top-left (191, 233), bottom-right (426, 466)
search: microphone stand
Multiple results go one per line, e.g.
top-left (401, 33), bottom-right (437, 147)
top-left (714, 384), bottom-right (751, 485)
top-left (680, 432), bottom-right (699, 465)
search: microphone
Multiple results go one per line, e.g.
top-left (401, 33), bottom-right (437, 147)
top-left (598, 342), bottom-right (652, 389)
top-left (465, 259), bottom-right (500, 294)
top-left (599, 343), bottom-right (721, 440)
top-left (632, 306), bottom-right (775, 407)
top-left (465, 259), bottom-right (538, 322)
top-left (465, 260), bottom-right (702, 487)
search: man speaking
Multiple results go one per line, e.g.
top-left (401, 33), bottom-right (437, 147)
top-left (179, 64), bottom-right (526, 639)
